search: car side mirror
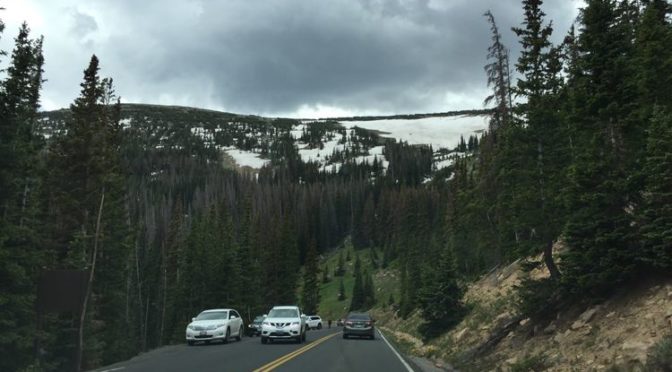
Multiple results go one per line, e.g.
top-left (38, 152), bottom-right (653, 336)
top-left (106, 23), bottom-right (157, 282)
top-left (192, 317), bottom-right (196, 322)
top-left (263, 314), bottom-right (267, 317)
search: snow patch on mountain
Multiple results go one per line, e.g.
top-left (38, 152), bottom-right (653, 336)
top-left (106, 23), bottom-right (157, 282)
top-left (345, 115), bottom-right (487, 150)
top-left (224, 147), bottom-right (269, 169)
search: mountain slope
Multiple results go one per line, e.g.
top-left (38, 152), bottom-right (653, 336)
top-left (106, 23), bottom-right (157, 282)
top-left (40, 103), bottom-right (488, 177)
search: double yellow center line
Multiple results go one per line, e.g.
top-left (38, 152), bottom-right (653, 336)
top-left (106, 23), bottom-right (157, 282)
top-left (253, 332), bottom-right (340, 372)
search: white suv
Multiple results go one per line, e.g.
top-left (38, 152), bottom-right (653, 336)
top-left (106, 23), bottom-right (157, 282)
top-left (261, 306), bottom-right (307, 344)
top-left (185, 308), bottom-right (244, 345)
top-left (306, 315), bottom-right (322, 330)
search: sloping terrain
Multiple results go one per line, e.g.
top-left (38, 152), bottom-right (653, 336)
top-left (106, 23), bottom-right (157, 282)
top-left (40, 104), bottom-right (487, 176)
top-left (369, 246), bottom-right (672, 371)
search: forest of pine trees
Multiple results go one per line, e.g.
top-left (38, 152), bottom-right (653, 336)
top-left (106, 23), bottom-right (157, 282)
top-left (0, 0), bottom-right (671, 370)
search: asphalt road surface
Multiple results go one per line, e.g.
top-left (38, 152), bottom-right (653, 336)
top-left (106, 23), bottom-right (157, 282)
top-left (94, 328), bottom-right (417, 372)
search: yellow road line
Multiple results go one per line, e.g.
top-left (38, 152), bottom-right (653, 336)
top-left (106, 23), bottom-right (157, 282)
top-left (253, 332), bottom-right (340, 372)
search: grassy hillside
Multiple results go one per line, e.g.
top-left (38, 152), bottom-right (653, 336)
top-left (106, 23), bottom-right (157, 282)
top-left (315, 239), bottom-right (400, 322)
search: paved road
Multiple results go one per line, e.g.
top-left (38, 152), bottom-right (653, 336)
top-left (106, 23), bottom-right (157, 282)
top-left (94, 328), bottom-right (416, 372)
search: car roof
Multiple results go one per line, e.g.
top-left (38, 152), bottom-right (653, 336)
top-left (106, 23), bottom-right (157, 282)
top-left (271, 305), bottom-right (299, 309)
top-left (200, 309), bottom-right (233, 313)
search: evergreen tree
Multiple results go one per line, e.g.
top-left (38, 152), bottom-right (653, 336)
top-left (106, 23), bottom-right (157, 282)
top-left (0, 22), bottom-right (45, 372)
top-left (322, 263), bottom-right (330, 283)
top-left (561, 0), bottom-right (639, 296)
top-left (349, 254), bottom-right (364, 311)
top-left (633, 0), bottom-right (672, 111)
top-left (418, 247), bottom-right (465, 339)
top-left (363, 270), bottom-right (376, 309)
top-left (42, 55), bottom-right (131, 370)
top-left (338, 278), bottom-right (347, 301)
top-left (483, 10), bottom-right (513, 132)
top-left (510, 0), bottom-right (566, 280)
top-left (638, 108), bottom-right (672, 269)
top-left (301, 240), bottom-right (321, 314)
top-left (335, 250), bottom-right (345, 276)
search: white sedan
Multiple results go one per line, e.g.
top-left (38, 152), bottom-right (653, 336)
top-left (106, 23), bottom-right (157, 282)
top-left (185, 308), bottom-right (244, 345)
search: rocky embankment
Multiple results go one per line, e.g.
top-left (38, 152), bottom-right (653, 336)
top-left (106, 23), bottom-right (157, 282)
top-left (374, 248), bottom-right (672, 371)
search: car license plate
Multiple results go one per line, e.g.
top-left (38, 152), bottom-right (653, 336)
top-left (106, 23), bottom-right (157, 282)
top-left (200, 331), bottom-right (207, 336)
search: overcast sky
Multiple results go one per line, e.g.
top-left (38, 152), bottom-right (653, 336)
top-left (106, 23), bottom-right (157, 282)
top-left (0, 0), bottom-right (582, 118)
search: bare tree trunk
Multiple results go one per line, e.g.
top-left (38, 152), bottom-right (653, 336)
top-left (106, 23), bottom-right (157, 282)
top-left (144, 289), bottom-right (151, 350)
top-left (20, 183), bottom-right (29, 227)
top-left (159, 241), bottom-right (167, 345)
top-left (543, 240), bottom-right (561, 280)
top-left (537, 138), bottom-right (560, 280)
top-left (134, 237), bottom-right (145, 351)
top-left (76, 189), bottom-right (105, 372)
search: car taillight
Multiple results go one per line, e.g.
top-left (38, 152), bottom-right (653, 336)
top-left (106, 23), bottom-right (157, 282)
top-left (345, 321), bottom-right (353, 326)
top-left (365, 321), bottom-right (371, 326)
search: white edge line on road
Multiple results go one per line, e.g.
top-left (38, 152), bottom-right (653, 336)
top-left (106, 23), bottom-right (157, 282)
top-left (99, 367), bottom-right (125, 372)
top-left (377, 329), bottom-right (414, 372)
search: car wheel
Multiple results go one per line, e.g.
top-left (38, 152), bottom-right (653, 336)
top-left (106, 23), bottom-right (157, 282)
top-left (187, 340), bottom-right (195, 346)
top-left (317, 323), bottom-right (322, 330)
top-left (261, 337), bottom-right (267, 344)
top-left (236, 326), bottom-right (243, 341)
top-left (222, 328), bottom-right (230, 344)
top-left (343, 333), bottom-right (348, 339)
top-left (370, 334), bottom-right (375, 340)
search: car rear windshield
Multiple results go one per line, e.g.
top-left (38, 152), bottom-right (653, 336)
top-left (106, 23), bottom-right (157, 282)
top-left (310, 316), bottom-right (320, 320)
top-left (347, 313), bottom-right (370, 320)
top-left (195, 311), bottom-right (228, 320)
top-left (268, 309), bottom-right (299, 318)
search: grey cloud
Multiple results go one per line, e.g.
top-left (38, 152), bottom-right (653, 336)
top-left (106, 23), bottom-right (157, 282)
top-left (9, 0), bottom-right (581, 115)
top-left (70, 9), bottom-right (97, 43)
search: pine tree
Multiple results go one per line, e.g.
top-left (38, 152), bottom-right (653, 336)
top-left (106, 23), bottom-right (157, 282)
top-left (510, 0), bottom-right (565, 280)
top-left (363, 270), bottom-right (375, 309)
top-left (301, 240), bottom-right (321, 314)
top-left (335, 250), bottom-right (345, 276)
top-left (633, 0), bottom-right (672, 110)
top-left (322, 263), bottom-right (330, 283)
top-left (349, 254), bottom-right (364, 311)
top-left (561, 0), bottom-right (639, 296)
top-left (0, 22), bottom-right (45, 372)
top-left (418, 246), bottom-right (464, 339)
top-left (483, 10), bottom-right (513, 133)
top-left (638, 108), bottom-right (672, 269)
top-left (43, 55), bottom-right (131, 370)
top-left (338, 278), bottom-right (347, 301)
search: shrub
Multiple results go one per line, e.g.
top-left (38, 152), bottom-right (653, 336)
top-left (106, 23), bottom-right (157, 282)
top-left (510, 353), bottom-right (549, 372)
top-left (647, 335), bottom-right (672, 372)
top-left (515, 261), bottom-right (560, 320)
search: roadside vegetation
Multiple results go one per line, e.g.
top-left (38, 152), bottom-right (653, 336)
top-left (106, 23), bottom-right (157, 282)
top-left (1, 0), bottom-right (672, 371)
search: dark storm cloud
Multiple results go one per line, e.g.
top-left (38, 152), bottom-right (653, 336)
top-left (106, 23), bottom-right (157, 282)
top-left (2, 0), bottom-right (581, 116)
